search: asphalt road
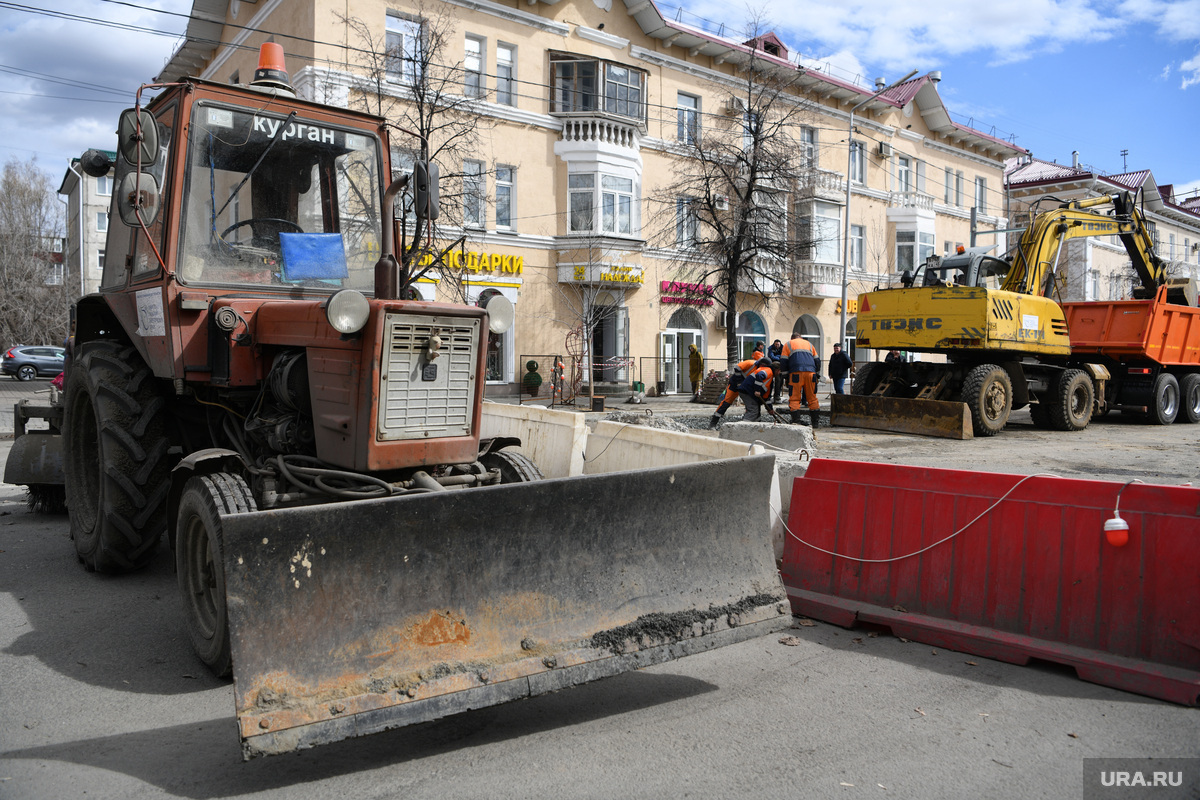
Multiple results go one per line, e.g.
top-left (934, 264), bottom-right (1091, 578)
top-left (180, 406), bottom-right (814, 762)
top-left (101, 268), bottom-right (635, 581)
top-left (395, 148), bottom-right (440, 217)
top-left (1, 380), bottom-right (1198, 799)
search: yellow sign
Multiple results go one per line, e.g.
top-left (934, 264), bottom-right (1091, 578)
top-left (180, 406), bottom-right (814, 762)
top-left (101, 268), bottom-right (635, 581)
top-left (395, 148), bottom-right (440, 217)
top-left (836, 298), bottom-right (859, 314)
top-left (416, 250), bottom-right (523, 275)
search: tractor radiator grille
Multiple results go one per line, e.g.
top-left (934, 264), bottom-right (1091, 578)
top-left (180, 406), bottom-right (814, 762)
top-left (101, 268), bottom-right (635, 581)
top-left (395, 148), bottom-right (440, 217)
top-left (377, 313), bottom-right (479, 441)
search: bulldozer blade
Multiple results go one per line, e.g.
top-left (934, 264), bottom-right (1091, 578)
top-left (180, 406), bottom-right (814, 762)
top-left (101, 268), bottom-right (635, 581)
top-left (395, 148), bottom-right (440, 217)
top-left (222, 454), bottom-right (789, 759)
top-left (831, 394), bottom-right (972, 440)
top-left (4, 431), bottom-right (64, 486)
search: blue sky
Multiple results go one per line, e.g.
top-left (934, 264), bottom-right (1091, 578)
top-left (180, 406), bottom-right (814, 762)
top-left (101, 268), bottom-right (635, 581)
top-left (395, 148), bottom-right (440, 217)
top-left (1, 0), bottom-right (1198, 201)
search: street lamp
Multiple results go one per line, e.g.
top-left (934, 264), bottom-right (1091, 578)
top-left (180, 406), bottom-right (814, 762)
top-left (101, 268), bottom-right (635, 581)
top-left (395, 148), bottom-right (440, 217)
top-left (839, 69), bottom-right (918, 353)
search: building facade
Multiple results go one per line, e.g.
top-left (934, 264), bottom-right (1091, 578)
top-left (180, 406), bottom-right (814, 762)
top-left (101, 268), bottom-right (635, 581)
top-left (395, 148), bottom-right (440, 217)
top-left (158, 0), bottom-right (1024, 395)
top-left (57, 152), bottom-right (116, 297)
top-left (1006, 155), bottom-right (1200, 303)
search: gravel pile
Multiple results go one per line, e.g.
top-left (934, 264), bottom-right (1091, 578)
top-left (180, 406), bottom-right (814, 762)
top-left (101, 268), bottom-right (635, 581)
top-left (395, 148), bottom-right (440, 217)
top-left (603, 410), bottom-right (690, 433)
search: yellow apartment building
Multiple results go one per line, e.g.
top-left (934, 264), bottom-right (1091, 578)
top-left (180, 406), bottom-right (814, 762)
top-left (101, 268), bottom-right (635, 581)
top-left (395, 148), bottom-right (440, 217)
top-left (160, 0), bottom-right (1025, 396)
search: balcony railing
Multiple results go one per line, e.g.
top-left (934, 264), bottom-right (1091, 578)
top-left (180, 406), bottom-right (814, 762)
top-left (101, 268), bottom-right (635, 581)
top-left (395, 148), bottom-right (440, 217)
top-left (791, 262), bottom-right (842, 298)
top-left (888, 191), bottom-right (935, 211)
top-left (558, 116), bottom-right (639, 149)
top-left (795, 168), bottom-right (846, 199)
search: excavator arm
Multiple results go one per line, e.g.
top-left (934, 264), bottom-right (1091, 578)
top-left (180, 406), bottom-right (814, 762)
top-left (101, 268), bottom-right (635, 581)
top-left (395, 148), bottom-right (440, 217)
top-left (1003, 191), bottom-right (1165, 299)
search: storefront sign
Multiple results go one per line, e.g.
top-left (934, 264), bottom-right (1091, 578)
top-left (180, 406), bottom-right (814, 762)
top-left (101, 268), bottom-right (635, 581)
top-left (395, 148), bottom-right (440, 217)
top-left (660, 280), bottom-right (715, 306)
top-left (415, 250), bottom-right (523, 274)
top-left (570, 264), bottom-right (644, 285)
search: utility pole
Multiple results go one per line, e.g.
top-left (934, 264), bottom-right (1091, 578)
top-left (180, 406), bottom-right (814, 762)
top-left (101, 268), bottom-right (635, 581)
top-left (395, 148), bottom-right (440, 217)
top-left (1120, 149), bottom-right (1128, 172)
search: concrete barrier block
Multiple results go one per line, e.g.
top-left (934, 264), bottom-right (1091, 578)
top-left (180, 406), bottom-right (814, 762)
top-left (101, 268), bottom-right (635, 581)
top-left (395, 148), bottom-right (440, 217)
top-left (584, 420), bottom-right (762, 475)
top-left (481, 402), bottom-right (587, 479)
top-left (717, 420), bottom-right (816, 452)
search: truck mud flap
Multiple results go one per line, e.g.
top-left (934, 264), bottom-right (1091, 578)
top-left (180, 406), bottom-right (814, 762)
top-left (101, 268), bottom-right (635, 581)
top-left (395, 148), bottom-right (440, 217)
top-left (222, 454), bottom-right (789, 759)
top-left (831, 394), bottom-right (972, 440)
top-left (3, 431), bottom-right (64, 486)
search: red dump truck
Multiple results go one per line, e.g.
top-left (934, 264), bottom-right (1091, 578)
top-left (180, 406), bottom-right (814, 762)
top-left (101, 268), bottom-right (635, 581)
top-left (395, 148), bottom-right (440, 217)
top-left (1062, 282), bottom-right (1200, 424)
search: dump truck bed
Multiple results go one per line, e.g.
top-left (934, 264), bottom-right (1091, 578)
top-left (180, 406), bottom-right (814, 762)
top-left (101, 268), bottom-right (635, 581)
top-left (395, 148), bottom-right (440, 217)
top-left (1062, 295), bottom-right (1200, 366)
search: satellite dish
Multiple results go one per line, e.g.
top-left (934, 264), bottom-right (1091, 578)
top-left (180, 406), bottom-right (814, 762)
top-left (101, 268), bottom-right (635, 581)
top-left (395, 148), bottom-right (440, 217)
top-left (482, 294), bottom-right (514, 334)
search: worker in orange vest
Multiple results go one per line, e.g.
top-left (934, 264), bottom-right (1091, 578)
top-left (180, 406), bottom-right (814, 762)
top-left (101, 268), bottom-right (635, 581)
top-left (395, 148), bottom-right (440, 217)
top-left (709, 356), bottom-right (759, 428)
top-left (737, 358), bottom-right (783, 423)
top-left (781, 334), bottom-right (821, 431)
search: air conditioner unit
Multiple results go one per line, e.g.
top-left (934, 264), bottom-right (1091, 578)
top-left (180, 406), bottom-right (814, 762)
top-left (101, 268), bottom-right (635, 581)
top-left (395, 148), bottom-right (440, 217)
top-left (722, 97), bottom-right (745, 115)
top-left (717, 310), bottom-right (738, 329)
top-left (878, 142), bottom-right (894, 158)
top-left (714, 195), bottom-right (730, 211)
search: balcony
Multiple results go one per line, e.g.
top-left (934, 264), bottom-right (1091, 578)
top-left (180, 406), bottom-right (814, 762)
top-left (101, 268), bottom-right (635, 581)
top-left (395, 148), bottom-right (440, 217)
top-left (558, 116), bottom-right (640, 149)
top-left (791, 262), bottom-right (842, 298)
top-left (795, 168), bottom-right (846, 201)
top-left (888, 191), bottom-right (935, 211)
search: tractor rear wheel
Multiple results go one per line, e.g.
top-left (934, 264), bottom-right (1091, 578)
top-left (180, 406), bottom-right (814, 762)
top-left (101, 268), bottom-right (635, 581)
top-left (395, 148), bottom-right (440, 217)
top-left (962, 364), bottom-right (1012, 437)
top-left (176, 472), bottom-right (256, 678)
top-left (64, 340), bottom-right (172, 573)
top-left (480, 450), bottom-right (544, 483)
top-left (851, 362), bottom-right (886, 395)
top-left (1048, 369), bottom-right (1094, 431)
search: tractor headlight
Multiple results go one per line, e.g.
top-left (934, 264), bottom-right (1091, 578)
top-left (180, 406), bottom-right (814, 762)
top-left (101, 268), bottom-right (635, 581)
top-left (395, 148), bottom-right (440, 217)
top-left (325, 289), bottom-right (370, 334)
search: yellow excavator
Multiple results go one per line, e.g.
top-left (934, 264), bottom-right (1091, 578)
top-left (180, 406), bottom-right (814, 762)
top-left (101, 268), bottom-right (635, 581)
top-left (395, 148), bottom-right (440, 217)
top-left (838, 191), bottom-right (1183, 437)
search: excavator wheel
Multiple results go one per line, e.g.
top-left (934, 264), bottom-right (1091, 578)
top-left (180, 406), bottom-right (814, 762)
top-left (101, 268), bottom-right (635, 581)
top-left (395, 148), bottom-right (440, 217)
top-left (1047, 369), bottom-right (1094, 432)
top-left (177, 472), bottom-right (257, 678)
top-left (1179, 374), bottom-right (1200, 424)
top-left (64, 340), bottom-right (173, 573)
top-left (961, 364), bottom-right (1012, 437)
top-left (479, 449), bottom-right (543, 483)
top-left (1149, 373), bottom-right (1180, 425)
top-left (851, 362), bottom-right (887, 395)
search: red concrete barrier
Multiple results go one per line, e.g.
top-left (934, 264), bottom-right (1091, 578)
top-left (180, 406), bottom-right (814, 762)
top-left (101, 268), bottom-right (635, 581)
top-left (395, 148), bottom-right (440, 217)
top-left (781, 459), bottom-right (1200, 705)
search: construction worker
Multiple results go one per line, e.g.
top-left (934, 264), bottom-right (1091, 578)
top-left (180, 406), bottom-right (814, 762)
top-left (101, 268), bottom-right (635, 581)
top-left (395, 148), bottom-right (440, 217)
top-left (767, 339), bottom-right (785, 404)
top-left (781, 334), bottom-right (821, 430)
top-left (709, 356), bottom-right (759, 428)
top-left (737, 358), bottom-right (782, 423)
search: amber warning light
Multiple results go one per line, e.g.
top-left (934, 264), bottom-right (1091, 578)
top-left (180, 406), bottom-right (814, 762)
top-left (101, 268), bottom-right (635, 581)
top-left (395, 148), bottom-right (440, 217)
top-left (251, 42), bottom-right (291, 91)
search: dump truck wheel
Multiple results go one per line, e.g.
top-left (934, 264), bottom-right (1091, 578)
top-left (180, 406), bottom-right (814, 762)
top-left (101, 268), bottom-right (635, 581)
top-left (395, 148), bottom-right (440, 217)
top-left (1048, 369), bottom-right (1093, 431)
top-left (480, 450), bottom-right (543, 483)
top-left (1180, 374), bottom-right (1200, 424)
top-left (177, 472), bottom-right (256, 678)
top-left (1150, 373), bottom-right (1179, 425)
top-left (851, 362), bottom-right (885, 395)
top-left (64, 340), bottom-right (172, 573)
top-left (962, 364), bottom-right (1011, 437)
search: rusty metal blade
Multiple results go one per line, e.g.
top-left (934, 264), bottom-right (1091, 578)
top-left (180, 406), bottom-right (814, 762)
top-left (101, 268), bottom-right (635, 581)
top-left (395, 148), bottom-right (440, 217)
top-left (222, 454), bottom-right (789, 759)
top-left (831, 394), bottom-right (973, 440)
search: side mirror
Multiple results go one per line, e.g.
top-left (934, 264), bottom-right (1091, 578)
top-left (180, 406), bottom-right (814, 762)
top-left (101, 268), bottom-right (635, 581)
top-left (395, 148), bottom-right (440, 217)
top-left (117, 108), bottom-right (159, 168)
top-left (900, 270), bottom-right (915, 288)
top-left (79, 149), bottom-right (114, 178)
top-left (414, 161), bottom-right (440, 221)
top-left (116, 172), bottom-right (161, 227)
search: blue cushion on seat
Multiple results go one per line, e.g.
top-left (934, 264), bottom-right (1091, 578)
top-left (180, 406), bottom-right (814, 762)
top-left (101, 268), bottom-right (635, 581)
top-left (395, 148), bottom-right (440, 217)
top-left (279, 233), bottom-right (349, 282)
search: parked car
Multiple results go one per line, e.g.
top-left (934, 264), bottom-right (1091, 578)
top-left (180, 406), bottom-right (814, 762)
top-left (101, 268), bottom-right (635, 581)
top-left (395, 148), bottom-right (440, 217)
top-left (2, 345), bottom-right (65, 381)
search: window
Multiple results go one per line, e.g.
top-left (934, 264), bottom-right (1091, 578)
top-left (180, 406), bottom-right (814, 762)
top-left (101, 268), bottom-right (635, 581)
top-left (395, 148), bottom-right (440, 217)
top-left (975, 176), bottom-right (987, 214)
top-left (919, 232), bottom-right (934, 264)
top-left (1169, 233), bottom-right (1176, 260)
top-left (955, 171), bottom-right (964, 206)
top-left (98, 249), bottom-right (105, 270)
top-left (96, 175), bottom-right (112, 196)
top-left (813, 200), bottom-right (840, 263)
top-left (386, 14), bottom-right (422, 84)
top-left (677, 93), bottom-right (699, 144)
top-left (800, 127), bottom-right (817, 169)
top-left (496, 44), bottom-right (515, 105)
top-left (601, 175), bottom-right (633, 234)
top-left (944, 240), bottom-right (953, 256)
top-left (896, 156), bottom-right (912, 192)
top-left (568, 174), bottom-right (594, 232)
top-left (742, 111), bottom-right (760, 151)
top-left (46, 264), bottom-right (64, 286)
top-left (463, 160), bottom-right (485, 228)
top-left (495, 166), bottom-right (514, 229)
top-left (676, 197), bottom-right (698, 247)
top-left (753, 190), bottom-right (786, 246)
top-left (96, 211), bottom-right (108, 232)
top-left (896, 231), bottom-right (915, 272)
top-left (850, 224), bottom-right (865, 269)
top-left (849, 140), bottom-right (865, 183)
top-left (604, 64), bottom-right (643, 118)
top-left (550, 55), bottom-right (646, 122)
top-left (464, 35), bottom-right (484, 98)
top-left (944, 167), bottom-right (953, 204)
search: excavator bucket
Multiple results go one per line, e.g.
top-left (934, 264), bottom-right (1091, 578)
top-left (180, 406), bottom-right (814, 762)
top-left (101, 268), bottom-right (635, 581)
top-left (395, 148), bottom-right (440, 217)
top-left (222, 454), bottom-right (789, 759)
top-left (830, 394), bottom-right (972, 440)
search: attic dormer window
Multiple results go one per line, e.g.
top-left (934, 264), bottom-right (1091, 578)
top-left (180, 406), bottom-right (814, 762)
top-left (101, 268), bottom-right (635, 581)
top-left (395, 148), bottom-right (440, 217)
top-left (763, 42), bottom-right (780, 57)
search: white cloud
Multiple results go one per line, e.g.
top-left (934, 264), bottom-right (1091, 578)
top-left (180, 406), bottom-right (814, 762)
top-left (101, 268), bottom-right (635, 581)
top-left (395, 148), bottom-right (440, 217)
top-left (1183, 50), bottom-right (1200, 89)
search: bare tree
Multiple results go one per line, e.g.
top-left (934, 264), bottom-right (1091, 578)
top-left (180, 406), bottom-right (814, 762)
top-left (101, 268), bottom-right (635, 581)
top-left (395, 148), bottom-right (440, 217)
top-left (0, 158), bottom-right (69, 349)
top-left (649, 21), bottom-right (821, 364)
top-left (333, 3), bottom-right (497, 301)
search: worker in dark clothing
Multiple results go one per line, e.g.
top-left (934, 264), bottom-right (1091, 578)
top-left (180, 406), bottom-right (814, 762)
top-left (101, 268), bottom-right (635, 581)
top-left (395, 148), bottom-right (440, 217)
top-left (688, 344), bottom-right (704, 401)
top-left (827, 343), bottom-right (853, 395)
top-left (709, 357), bottom-right (759, 428)
top-left (737, 359), bottom-right (782, 423)
top-left (781, 334), bottom-right (820, 431)
top-left (767, 339), bottom-right (784, 403)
